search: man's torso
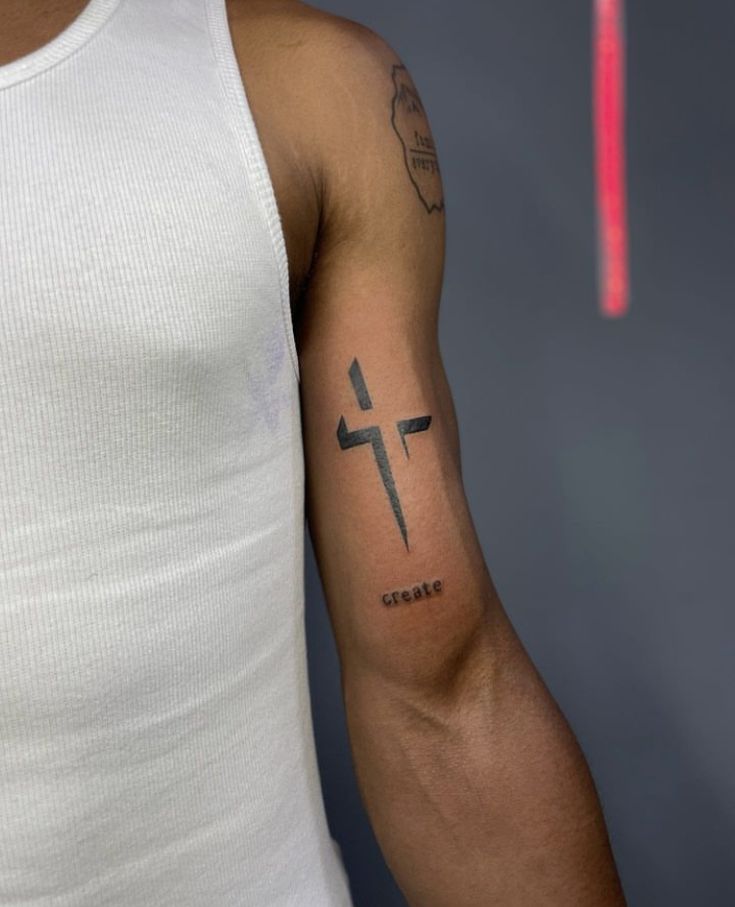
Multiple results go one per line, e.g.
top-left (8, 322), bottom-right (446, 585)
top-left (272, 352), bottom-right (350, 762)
top-left (1, 0), bottom-right (325, 310)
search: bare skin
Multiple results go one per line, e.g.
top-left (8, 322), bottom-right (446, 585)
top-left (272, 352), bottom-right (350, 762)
top-left (2, 2), bottom-right (627, 904)
top-left (0, 0), bottom-right (90, 64)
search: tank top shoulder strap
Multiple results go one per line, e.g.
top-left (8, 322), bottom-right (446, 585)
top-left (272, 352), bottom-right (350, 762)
top-left (106, 0), bottom-right (295, 379)
top-left (201, 0), bottom-right (295, 378)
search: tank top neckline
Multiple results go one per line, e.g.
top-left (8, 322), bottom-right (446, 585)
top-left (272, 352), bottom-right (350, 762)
top-left (0, 0), bottom-right (123, 92)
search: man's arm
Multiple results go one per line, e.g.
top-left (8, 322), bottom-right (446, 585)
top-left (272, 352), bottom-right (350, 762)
top-left (296, 19), bottom-right (626, 906)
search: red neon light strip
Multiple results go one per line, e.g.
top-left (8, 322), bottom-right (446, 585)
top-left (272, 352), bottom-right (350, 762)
top-left (594, 0), bottom-right (629, 317)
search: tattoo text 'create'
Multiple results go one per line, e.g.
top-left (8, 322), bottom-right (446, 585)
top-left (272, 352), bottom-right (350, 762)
top-left (382, 578), bottom-right (443, 606)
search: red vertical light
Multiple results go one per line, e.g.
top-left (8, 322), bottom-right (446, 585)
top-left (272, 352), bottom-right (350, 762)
top-left (594, 0), bottom-right (629, 318)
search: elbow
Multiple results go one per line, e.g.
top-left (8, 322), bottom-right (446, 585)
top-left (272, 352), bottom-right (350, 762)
top-left (344, 581), bottom-right (506, 710)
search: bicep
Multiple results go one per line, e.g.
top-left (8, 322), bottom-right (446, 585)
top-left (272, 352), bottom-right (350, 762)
top-left (297, 45), bottom-right (492, 691)
top-left (299, 276), bottom-right (488, 692)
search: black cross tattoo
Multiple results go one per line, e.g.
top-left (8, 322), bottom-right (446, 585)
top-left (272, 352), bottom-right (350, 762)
top-left (337, 358), bottom-right (432, 550)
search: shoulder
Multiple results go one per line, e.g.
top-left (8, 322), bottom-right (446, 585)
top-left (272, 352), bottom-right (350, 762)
top-left (221, 1), bottom-right (402, 293)
top-left (223, 0), bottom-right (409, 160)
top-left (223, 1), bottom-right (444, 293)
top-left (224, 0), bottom-right (396, 69)
top-left (228, 1), bottom-right (440, 207)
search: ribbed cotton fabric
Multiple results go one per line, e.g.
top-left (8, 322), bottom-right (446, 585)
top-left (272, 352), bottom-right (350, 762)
top-left (0, 1), bottom-right (353, 904)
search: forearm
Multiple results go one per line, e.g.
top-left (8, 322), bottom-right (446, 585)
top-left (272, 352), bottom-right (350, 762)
top-left (341, 597), bottom-right (627, 907)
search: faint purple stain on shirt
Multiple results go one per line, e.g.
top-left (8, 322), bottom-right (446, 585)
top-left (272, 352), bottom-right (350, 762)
top-left (243, 316), bottom-right (291, 434)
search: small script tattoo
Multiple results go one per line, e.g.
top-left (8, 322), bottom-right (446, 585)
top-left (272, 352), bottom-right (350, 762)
top-left (337, 357), bottom-right (431, 550)
top-left (382, 578), bottom-right (443, 606)
top-left (390, 64), bottom-right (444, 214)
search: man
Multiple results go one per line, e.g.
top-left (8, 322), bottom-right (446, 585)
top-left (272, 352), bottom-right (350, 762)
top-left (0, 1), bottom-right (626, 904)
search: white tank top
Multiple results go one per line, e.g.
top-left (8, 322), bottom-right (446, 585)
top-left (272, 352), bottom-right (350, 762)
top-left (0, 1), bottom-right (353, 903)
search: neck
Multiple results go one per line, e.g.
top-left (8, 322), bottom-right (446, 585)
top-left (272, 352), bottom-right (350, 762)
top-left (0, 0), bottom-right (90, 66)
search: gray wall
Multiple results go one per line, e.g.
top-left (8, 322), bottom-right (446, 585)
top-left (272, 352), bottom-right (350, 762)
top-left (304, 2), bottom-right (735, 904)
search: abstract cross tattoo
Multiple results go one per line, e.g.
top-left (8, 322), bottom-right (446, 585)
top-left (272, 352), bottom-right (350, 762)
top-left (337, 358), bottom-right (431, 550)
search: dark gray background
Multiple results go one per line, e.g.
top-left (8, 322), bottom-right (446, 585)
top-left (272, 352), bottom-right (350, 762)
top-left (303, 2), bottom-right (735, 904)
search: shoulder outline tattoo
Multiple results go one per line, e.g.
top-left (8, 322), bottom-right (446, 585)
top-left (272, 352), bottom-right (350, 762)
top-left (390, 63), bottom-right (445, 215)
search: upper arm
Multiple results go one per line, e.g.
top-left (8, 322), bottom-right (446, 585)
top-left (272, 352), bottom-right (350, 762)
top-left (296, 17), bottom-right (494, 693)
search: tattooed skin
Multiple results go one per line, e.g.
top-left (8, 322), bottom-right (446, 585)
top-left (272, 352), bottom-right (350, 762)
top-left (381, 578), bottom-right (443, 606)
top-left (390, 63), bottom-right (444, 214)
top-left (337, 358), bottom-right (431, 550)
